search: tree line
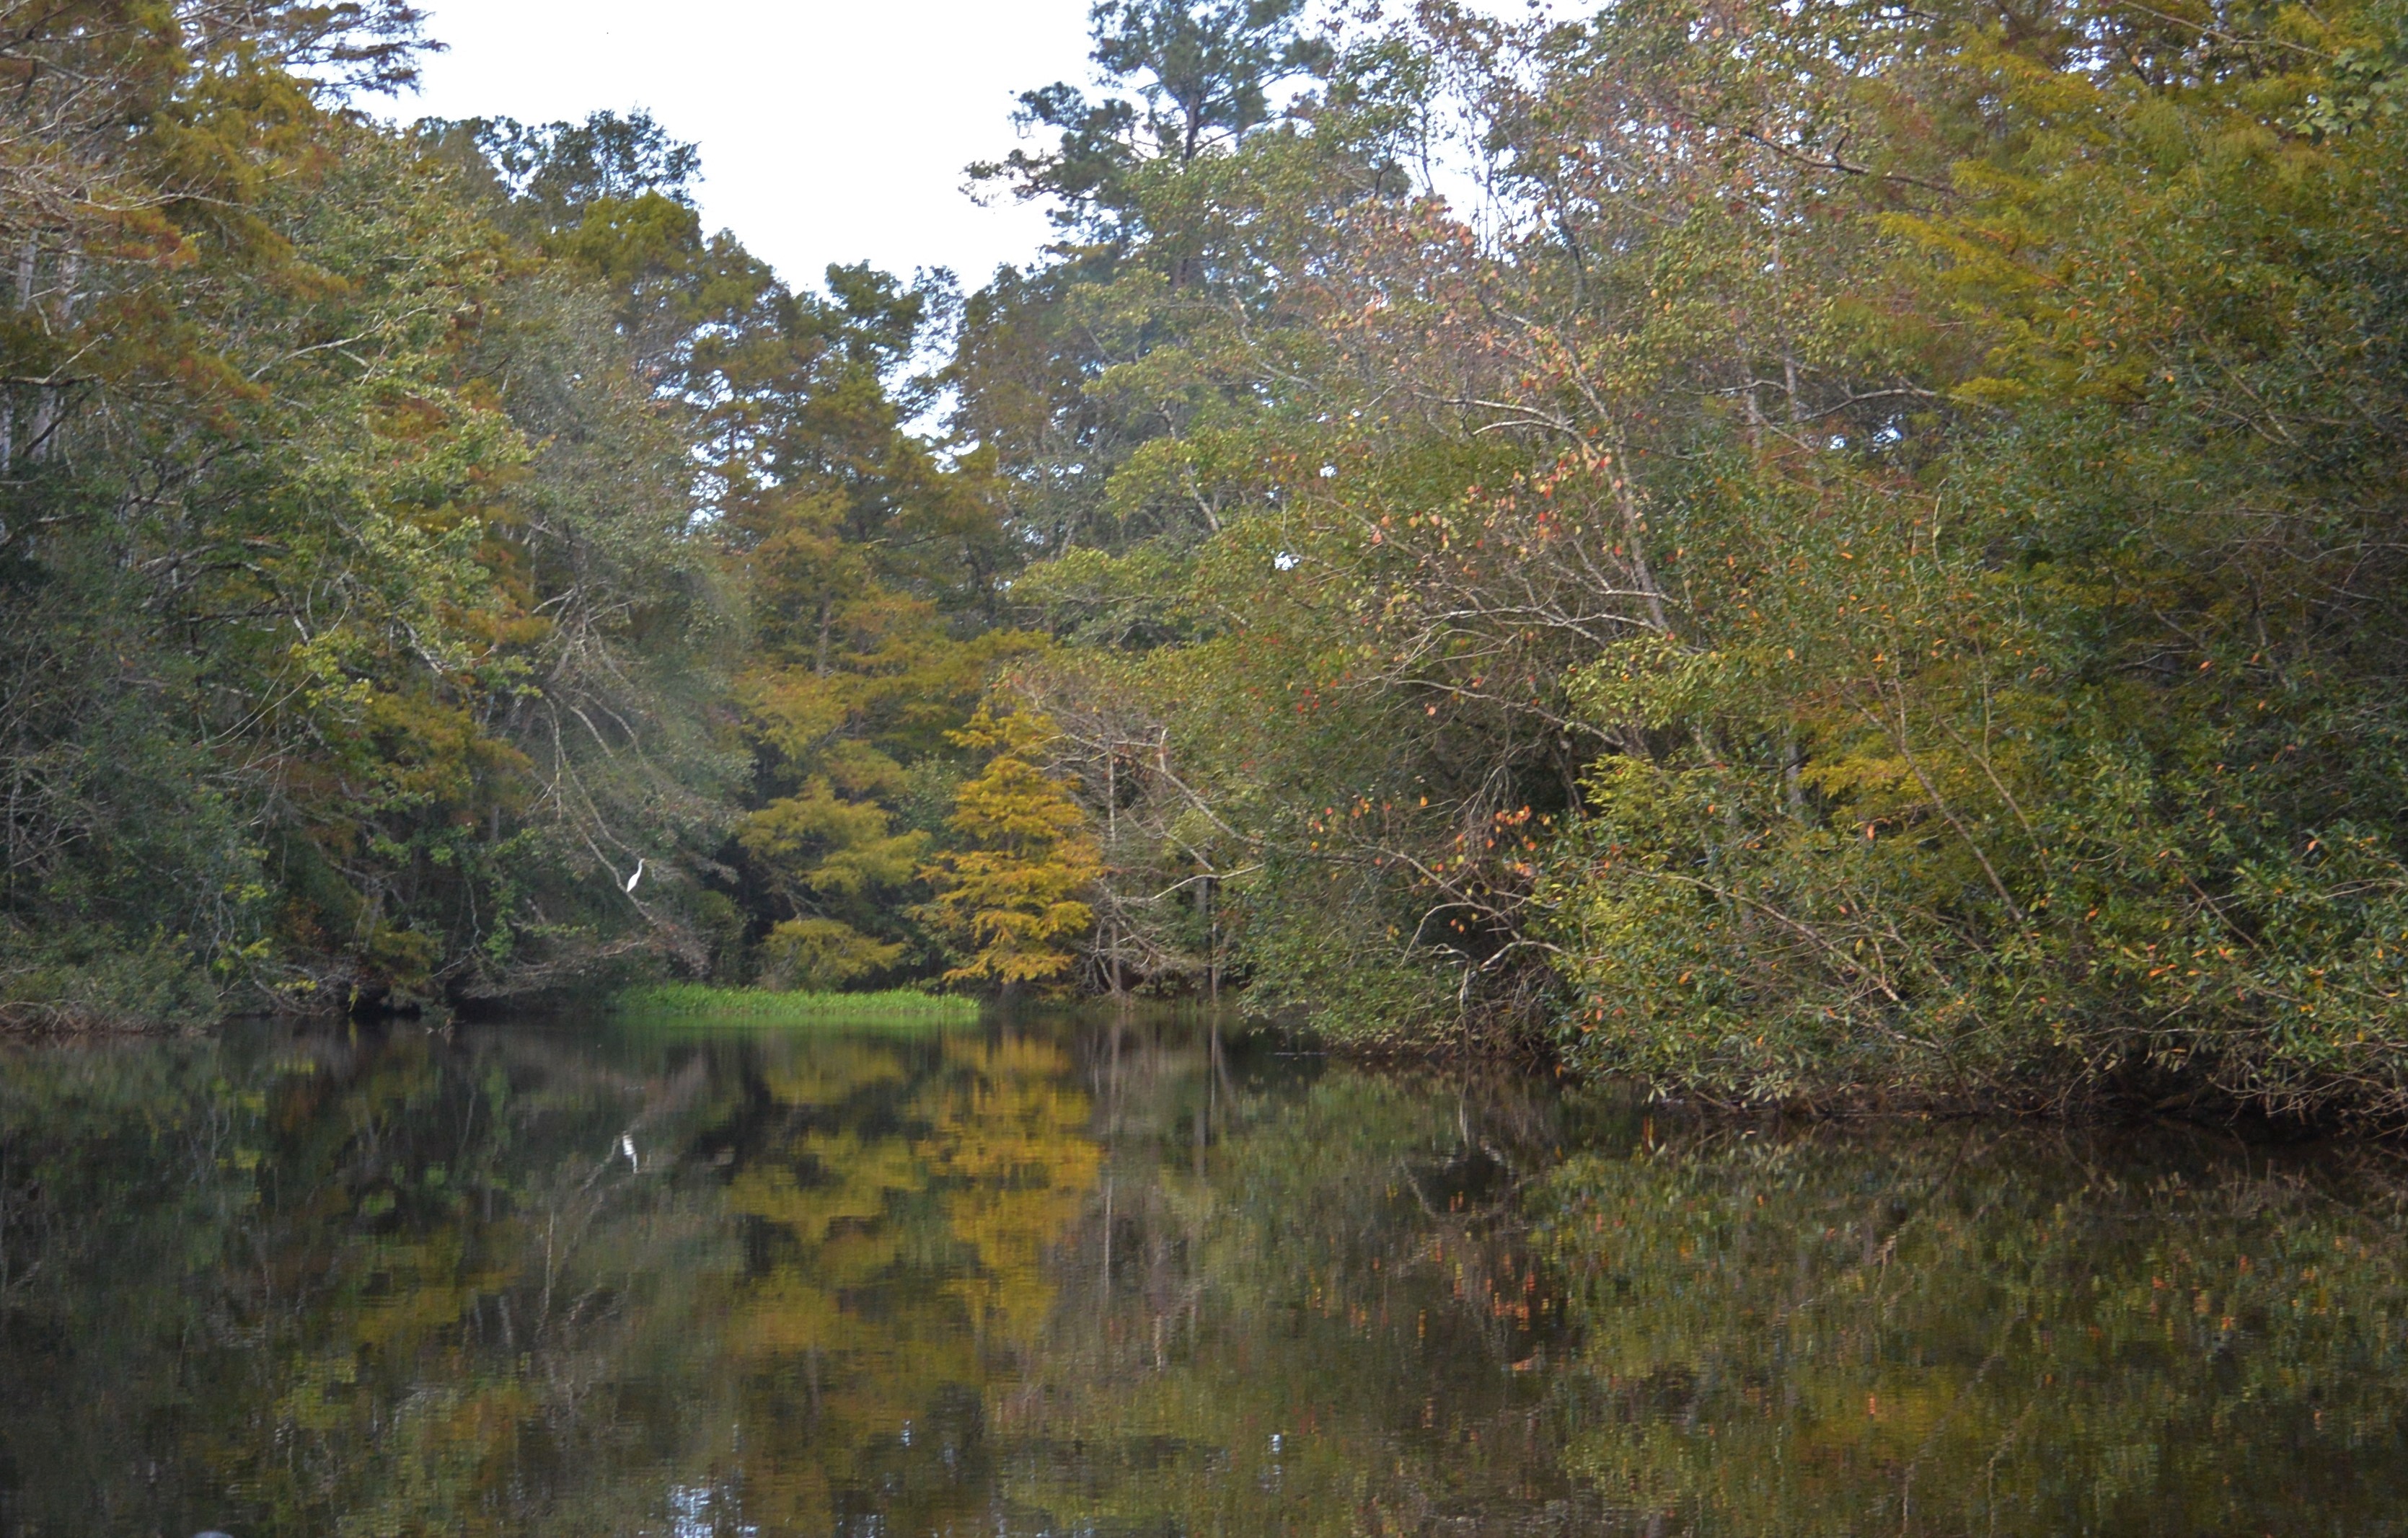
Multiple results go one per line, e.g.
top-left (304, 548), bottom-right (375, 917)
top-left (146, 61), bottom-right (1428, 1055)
top-left (5, 0), bottom-right (2407, 1119)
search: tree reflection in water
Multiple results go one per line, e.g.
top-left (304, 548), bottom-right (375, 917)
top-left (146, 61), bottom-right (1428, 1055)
top-left (1, 1017), bottom-right (2405, 1534)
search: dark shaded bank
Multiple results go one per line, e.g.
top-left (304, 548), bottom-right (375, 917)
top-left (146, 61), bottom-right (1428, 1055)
top-left (1240, 1004), bottom-right (2391, 1144)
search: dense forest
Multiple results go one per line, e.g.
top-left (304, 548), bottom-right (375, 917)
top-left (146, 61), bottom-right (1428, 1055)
top-left (4, 0), bottom-right (2406, 1121)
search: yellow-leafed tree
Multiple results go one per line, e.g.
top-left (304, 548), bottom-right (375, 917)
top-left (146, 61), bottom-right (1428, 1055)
top-left (919, 706), bottom-right (1101, 991)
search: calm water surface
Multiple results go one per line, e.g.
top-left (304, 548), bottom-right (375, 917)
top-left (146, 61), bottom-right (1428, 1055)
top-left (3, 1014), bottom-right (2404, 1536)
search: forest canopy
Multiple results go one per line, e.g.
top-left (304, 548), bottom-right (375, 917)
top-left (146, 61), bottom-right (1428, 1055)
top-left (4, 0), bottom-right (2407, 1122)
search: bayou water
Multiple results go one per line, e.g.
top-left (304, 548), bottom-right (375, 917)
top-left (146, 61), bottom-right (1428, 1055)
top-left (1, 1013), bottom-right (2402, 1535)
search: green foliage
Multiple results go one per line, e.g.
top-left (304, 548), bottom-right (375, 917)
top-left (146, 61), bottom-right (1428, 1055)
top-left (17, 0), bottom-right (2408, 1116)
top-left (948, 0), bottom-right (2408, 1116)
top-left (0, 10), bottom-right (1046, 1022)
top-left (970, 0), bottom-right (1327, 231)
top-left (1524, 0), bottom-right (2408, 1118)
top-left (696, 249), bottom-right (1043, 991)
top-left (756, 915), bottom-right (911, 992)
top-left (0, 12), bottom-right (738, 1021)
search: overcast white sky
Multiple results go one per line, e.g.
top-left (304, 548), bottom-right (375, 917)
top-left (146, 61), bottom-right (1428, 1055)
top-left (391, 1), bottom-right (1099, 291)
top-left (389, 1), bottom-right (1574, 295)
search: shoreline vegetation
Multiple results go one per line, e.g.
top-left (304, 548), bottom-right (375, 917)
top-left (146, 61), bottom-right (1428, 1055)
top-left (609, 984), bottom-right (979, 1025)
top-left (3, 1), bottom-right (2405, 1128)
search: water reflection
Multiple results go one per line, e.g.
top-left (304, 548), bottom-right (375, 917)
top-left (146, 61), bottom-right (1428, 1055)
top-left (1, 1017), bottom-right (2404, 1535)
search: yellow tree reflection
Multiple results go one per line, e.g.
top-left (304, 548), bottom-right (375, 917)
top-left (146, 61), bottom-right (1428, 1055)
top-left (713, 1029), bottom-right (1101, 1532)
